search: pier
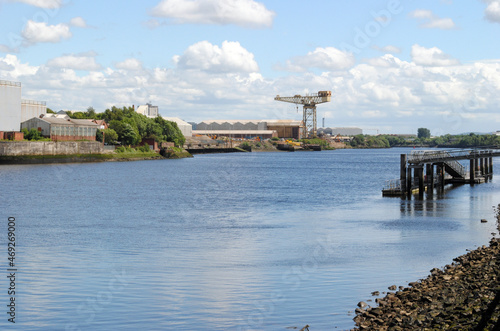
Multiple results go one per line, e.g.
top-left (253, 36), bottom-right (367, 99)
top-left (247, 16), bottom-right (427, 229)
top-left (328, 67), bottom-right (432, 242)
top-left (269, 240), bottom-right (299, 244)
top-left (383, 148), bottom-right (500, 197)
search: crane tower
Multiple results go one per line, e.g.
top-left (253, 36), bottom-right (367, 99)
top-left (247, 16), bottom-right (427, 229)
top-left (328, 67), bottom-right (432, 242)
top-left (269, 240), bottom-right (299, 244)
top-left (274, 91), bottom-right (331, 138)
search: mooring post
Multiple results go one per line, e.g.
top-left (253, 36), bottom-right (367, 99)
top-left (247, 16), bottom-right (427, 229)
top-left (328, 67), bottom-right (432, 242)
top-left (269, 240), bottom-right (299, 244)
top-left (480, 157), bottom-right (485, 176)
top-left (490, 157), bottom-right (493, 175)
top-left (400, 154), bottom-right (407, 193)
top-left (407, 167), bottom-right (413, 196)
top-left (427, 163), bottom-right (434, 191)
top-left (417, 166), bottom-right (424, 197)
top-left (470, 158), bottom-right (475, 184)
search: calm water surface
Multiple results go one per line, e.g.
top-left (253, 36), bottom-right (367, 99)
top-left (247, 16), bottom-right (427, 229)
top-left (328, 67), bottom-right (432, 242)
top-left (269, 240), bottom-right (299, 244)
top-left (1, 148), bottom-right (499, 330)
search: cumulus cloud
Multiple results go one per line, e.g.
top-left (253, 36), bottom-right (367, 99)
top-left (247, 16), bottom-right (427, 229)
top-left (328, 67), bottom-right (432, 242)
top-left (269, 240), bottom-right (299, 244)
top-left (150, 0), bottom-right (275, 28)
top-left (372, 45), bottom-right (402, 54)
top-left (10, 0), bottom-right (63, 8)
top-left (410, 9), bottom-right (456, 29)
top-left (47, 53), bottom-right (101, 71)
top-left (115, 58), bottom-right (143, 71)
top-left (2, 49), bottom-right (500, 134)
top-left (278, 47), bottom-right (355, 72)
top-left (70, 17), bottom-right (88, 28)
top-left (484, 0), bottom-right (500, 23)
top-left (174, 40), bottom-right (259, 73)
top-left (22, 20), bottom-right (71, 45)
top-left (411, 44), bottom-right (460, 66)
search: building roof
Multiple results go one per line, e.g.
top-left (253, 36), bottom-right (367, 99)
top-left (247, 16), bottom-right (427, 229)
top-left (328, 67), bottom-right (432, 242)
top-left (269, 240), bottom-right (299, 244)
top-left (193, 130), bottom-right (276, 135)
top-left (163, 117), bottom-right (191, 126)
top-left (199, 120), bottom-right (262, 125)
top-left (265, 120), bottom-right (302, 126)
top-left (28, 117), bottom-right (100, 127)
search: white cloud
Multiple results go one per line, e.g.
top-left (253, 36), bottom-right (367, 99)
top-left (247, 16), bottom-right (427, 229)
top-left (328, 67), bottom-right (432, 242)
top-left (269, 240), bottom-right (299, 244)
top-left (410, 9), bottom-right (456, 29)
top-left (484, 0), bottom-right (500, 23)
top-left (411, 44), bottom-right (460, 67)
top-left (150, 0), bottom-right (275, 28)
top-left (372, 45), bottom-right (402, 54)
top-left (278, 47), bottom-right (355, 72)
top-left (47, 53), bottom-right (101, 71)
top-left (11, 0), bottom-right (63, 8)
top-left (22, 20), bottom-right (71, 45)
top-left (70, 17), bottom-right (88, 28)
top-left (174, 40), bottom-right (259, 73)
top-left (2, 50), bottom-right (500, 134)
top-left (115, 58), bottom-right (143, 71)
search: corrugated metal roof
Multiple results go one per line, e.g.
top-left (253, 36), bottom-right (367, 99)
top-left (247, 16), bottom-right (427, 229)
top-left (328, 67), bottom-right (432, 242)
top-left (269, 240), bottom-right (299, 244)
top-left (193, 130), bottom-right (276, 135)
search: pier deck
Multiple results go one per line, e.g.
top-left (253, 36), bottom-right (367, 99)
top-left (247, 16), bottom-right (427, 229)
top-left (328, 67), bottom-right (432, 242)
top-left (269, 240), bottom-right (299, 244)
top-left (383, 148), bottom-right (500, 197)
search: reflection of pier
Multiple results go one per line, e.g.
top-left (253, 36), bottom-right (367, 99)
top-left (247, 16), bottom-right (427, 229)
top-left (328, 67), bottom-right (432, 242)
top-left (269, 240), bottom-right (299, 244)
top-left (383, 148), bottom-right (500, 197)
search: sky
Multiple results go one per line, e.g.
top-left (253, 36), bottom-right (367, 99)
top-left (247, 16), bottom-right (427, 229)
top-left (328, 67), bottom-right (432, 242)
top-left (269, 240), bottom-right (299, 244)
top-left (0, 0), bottom-right (499, 135)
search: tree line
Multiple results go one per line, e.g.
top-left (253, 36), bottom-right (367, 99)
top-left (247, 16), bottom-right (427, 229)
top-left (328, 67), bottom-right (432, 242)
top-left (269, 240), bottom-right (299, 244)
top-left (64, 106), bottom-right (185, 147)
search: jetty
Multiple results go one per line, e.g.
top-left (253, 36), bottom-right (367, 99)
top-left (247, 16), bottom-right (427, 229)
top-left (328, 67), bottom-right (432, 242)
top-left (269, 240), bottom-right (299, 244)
top-left (383, 148), bottom-right (500, 197)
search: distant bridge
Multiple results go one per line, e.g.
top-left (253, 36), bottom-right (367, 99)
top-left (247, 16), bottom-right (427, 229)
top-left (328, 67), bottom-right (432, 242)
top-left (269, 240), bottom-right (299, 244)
top-left (383, 147), bottom-right (500, 197)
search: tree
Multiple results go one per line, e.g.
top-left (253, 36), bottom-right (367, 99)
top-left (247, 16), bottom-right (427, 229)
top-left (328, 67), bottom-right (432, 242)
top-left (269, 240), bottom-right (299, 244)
top-left (417, 128), bottom-right (431, 139)
top-left (22, 128), bottom-right (43, 140)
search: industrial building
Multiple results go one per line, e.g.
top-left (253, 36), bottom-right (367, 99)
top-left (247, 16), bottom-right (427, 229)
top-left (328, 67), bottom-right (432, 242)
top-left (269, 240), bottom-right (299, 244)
top-left (194, 120), bottom-right (302, 139)
top-left (318, 127), bottom-right (363, 136)
top-left (0, 80), bottom-right (22, 132)
top-left (21, 115), bottom-right (100, 141)
top-left (163, 117), bottom-right (192, 137)
top-left (0, 80), bottom-right (47, 140)
top-left (21, 99), bottom-right (47, 122)
top-left (136, 103), bottom-right (159, 118)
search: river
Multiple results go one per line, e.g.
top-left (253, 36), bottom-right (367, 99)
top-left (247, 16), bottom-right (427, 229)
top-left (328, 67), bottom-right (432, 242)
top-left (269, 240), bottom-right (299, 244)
top-left (0, 148), bottom-right (498, 330)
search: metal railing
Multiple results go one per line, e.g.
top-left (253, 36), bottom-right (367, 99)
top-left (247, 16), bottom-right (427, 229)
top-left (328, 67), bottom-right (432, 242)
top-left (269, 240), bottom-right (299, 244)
top-left (0, 80), bottom-right (21, 87)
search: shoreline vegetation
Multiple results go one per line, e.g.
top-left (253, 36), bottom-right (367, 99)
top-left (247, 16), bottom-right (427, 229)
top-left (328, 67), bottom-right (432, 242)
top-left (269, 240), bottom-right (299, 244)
top-left (351, 209), bottom-right (500, 330)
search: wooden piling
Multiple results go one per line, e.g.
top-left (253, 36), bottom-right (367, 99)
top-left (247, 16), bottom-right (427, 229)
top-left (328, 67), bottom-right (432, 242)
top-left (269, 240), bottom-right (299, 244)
top-left (401, 154), bottom-right (407, 193)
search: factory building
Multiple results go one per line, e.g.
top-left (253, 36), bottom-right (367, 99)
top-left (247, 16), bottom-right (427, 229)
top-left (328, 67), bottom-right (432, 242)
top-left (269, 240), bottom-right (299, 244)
top-left (0, 80), bottom-right (22, 132)
top-left (136, 103), bottom-right (159, 118)
top-left (21, 99), bottom-right (47, 122)
top-left (21, 115), bottom-right (99, 141)
top-left (194, 120), bottom-right (302, 139)
top-left (163, 117), bottom-right (192, 137)
top-left (318, 127), bottom-right (363, 136)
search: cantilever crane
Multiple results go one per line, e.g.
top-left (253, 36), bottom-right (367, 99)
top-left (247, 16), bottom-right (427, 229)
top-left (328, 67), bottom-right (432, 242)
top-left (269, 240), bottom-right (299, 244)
top-left (274, 91), bottom-right (332, 138)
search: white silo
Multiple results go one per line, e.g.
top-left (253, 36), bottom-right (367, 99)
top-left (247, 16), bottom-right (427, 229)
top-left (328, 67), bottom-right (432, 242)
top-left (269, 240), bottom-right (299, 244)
top-left (0, 80), bottom-right (22, 131)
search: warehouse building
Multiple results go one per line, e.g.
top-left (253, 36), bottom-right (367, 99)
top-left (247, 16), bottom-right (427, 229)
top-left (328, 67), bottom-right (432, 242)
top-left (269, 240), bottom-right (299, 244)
top-left (163, 117), bottom-right (193, 137)
top-left (21, 116), bottom-right (100, 141)
top-left (194, 120), bottom-right (302, 139)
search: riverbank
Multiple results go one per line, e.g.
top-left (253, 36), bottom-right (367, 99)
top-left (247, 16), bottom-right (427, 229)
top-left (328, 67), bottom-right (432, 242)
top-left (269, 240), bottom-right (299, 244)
top-left (351, 212), bottom-right (500, 330)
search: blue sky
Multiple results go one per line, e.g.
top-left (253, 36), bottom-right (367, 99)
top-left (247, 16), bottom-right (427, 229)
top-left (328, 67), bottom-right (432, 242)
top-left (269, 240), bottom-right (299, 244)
top-left (0, 0), bottom-right (499, 134)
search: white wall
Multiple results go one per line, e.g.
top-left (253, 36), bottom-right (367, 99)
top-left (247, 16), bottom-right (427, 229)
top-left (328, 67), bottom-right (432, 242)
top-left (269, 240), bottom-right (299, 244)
top-left (0, 81), bottom-right (22, 131)
top-left (21, 100), bottom-right (47, 122)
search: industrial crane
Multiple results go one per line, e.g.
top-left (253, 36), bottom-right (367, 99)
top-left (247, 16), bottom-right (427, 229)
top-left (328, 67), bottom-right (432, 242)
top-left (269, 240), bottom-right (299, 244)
top-left (274, 91), bottom-right (332, 138)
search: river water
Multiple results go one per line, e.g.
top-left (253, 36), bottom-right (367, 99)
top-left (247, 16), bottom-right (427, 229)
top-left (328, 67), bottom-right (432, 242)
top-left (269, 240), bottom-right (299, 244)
top-left (1, 148), bottom-right (499, 330)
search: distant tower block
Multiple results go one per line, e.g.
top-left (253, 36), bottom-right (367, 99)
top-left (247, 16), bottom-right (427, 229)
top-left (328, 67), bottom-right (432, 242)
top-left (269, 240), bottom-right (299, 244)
top-left (274, 91), bottom-right (331, 138)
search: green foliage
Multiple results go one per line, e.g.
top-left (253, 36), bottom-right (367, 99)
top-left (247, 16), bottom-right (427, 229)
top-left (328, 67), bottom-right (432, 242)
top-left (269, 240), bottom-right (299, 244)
top-left (271, 137), bottom-right (280, 141)
top-left (102, 128), bottom-right (118, 144)
top-left (137, 144), bottom-right (151, 152)
top-left (22, 128), bottom-right (43, 141)
top-left (46, 108), bottom-right (55, 114)
top-left (417, 128), bottom-right (431, 139)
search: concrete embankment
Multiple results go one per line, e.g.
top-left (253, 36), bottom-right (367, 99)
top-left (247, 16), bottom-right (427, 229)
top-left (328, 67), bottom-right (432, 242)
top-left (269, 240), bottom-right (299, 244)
top-left (352, 215), bottom-right (500, 330)
top-left (0, 141), bottom-right (192, 164)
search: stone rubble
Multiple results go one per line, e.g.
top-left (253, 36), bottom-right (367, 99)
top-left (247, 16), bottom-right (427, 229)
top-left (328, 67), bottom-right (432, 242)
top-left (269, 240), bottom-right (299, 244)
top-left (351, 206), bottom-right (500, 330)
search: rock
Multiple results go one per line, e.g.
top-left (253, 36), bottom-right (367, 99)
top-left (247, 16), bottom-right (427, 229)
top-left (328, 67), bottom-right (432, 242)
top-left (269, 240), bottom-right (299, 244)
top-left (388, 285), bottom-right (397, 291)
top-left (481, 219), bottom-right (488, 223)
top-left (371, 291), bottom-right (380, 296)
top-left (357, 301), bottom-right (368, 308)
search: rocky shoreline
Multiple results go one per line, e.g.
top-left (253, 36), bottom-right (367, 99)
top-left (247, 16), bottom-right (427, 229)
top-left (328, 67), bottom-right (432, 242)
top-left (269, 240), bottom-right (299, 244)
top-left (352, 210), bottom-right (500, 330)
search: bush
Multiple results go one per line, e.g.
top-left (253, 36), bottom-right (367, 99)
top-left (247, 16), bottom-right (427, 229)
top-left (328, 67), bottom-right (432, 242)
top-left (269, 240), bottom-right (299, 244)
top-left (137, 145), bottom-right (151, 153)
top-left (271, 137), bottom-right (280, 141)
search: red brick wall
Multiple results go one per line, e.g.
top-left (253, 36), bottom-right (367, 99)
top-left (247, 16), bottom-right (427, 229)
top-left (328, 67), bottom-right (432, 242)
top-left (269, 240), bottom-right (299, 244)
top-left (51, 135), bottom-right (96, 142)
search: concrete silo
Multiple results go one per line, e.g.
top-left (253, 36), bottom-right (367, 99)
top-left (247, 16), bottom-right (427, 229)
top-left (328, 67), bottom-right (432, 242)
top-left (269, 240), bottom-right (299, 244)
top-left (0, 80), bottom-right (22, 132)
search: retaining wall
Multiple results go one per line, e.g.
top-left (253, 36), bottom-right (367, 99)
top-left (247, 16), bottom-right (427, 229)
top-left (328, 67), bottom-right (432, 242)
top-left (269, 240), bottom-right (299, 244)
top-left (0, 141), bottom-right (104, 156)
